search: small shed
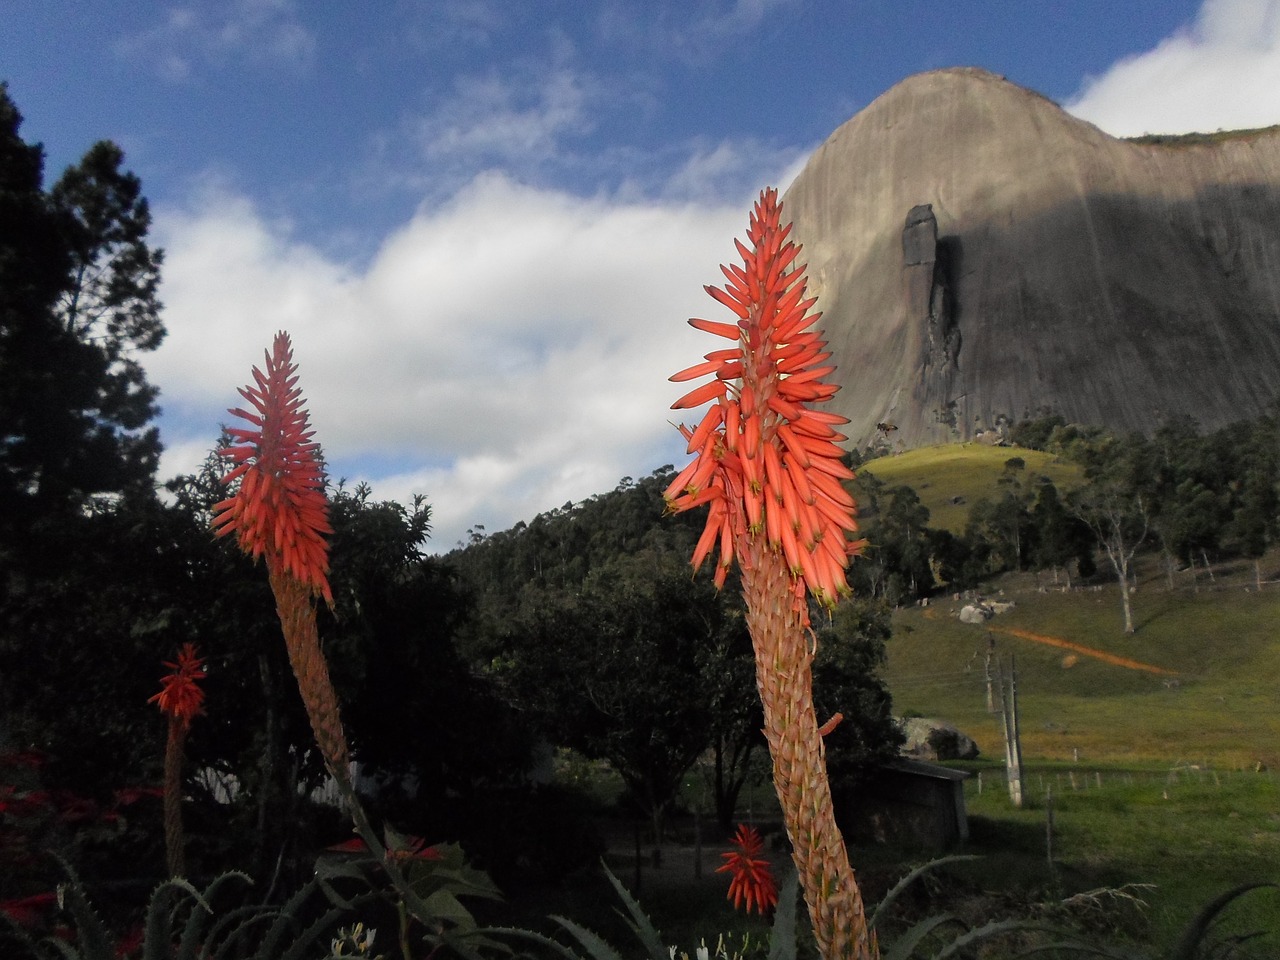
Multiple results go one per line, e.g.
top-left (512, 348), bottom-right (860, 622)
top-left (837, 758), bottom-right (970, 850)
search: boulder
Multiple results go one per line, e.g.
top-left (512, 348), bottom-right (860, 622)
top-left (899, 717), bottom-right (980, 761)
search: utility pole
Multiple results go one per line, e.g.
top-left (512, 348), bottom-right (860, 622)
top-left (997, 654), bottom-right (1025, 808)
top-left (984, 634), bottom-right (996, 713)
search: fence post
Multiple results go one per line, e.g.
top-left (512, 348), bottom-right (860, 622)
top-left (1045, 785), bottom-right (1055, 867)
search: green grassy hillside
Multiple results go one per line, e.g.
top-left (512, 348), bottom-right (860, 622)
top-left (855, 442), bottom-right (1083, 532)
top-left (885, 561), bottom-right (1280, 767)
top-left (857, 442), bottom-right (1280, 768)
top-left (848, 442), bottom-right (1280, 953)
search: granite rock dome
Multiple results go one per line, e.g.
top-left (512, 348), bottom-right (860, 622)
top-left (781, 67), bottom-right (1280, 450)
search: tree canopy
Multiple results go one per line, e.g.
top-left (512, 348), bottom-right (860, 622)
top-left (0, 84), bottom-right (164, 579)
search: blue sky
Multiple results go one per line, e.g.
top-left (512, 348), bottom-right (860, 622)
top-left (5, 0), bottom-right (1279, 549)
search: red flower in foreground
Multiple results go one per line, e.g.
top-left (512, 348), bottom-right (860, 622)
top-left (114, 786), bottom-right (164, 806)
top-left (327, 834), bottom-right (442, 861)
top-left (212, 331), bottom-right (333, 604)
top-left (717, 824), bottom-right (778, 916)
top-left (664, 187), bottom-right (864, 615)
top-left (0, 891), bottom-right (57, 926)
top-left (147, 642), bottom-right (206, 724)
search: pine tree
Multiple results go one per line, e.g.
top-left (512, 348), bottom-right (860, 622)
top-left (0, 84), bottom-right (165, 573)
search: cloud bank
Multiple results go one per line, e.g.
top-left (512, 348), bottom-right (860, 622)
top-left (152, 174), bottom-right (750, 550)
top-left (1066, 0), bottom-right (1280, 136)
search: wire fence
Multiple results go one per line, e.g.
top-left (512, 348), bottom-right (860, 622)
top-left (966, 762), bottom-right (1276, 804)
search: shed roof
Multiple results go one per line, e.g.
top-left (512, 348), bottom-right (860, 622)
top-left (883, 757), bottom-right (971, 782)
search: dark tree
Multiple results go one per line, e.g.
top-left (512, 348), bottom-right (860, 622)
top-left (498, 546), bottom-right (743, 843)
top-left (1029, 481), bottom-right (1093, 587)
top-left (1068, 434), bottom-right (1154, 634)
top-left (0, 86), bottom-right (164, 575)
top-left (813, 597), bottom-right (905, 794)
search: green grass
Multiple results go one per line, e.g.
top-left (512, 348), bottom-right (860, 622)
top-left (856, 443), bottom-right (1082, 532)
top-left (1126, 124), bottom-right (1280, 146)
top-left (960, 767), bottom-right (1280, 955)
top-left (861, 441), bottom-right (1280, 951)
top-left (885, 559), bottom-right (1280, 767)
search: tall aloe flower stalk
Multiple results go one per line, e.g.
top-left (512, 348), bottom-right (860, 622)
top-left (212, 331), bottom-right (351, 786)
top-left (149, 642), bottom-right (206, 877)
top-left (665, 189), bottom-right (874, 960)
top-left (210, 334), bottom-right (491, 939)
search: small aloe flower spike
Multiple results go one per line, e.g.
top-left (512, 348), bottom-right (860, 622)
top-left (149, 642), bottom-right (206, 727)
top-left (666, 188), bottom-right (874, 960)
top-left (213, 331), bottom-right (350, 784)
top-left (717, 823), bottom-right (779, 916)
top-left (149, 642), bottom-right (206, 877)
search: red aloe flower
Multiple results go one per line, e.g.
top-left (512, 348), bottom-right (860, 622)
top-left (664, 187), bottom-right (865, 612)
top-left (211, 331), bottom-right (350, 784)
top-left (667, 189), bottom-right (874, 960)
top-left (717, 824), bottom-right (779, 916)
top-left (212, 331), bottom-right (334, 605)
top-left (147, 642), bottom-right (206, 726)
top-left (149, 643), bottom-right (206, 877)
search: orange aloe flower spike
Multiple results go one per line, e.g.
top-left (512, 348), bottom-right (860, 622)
top-left (212, 331), bottom-right (334, 605)
top-left (664, 186), bottom-right (863, 618)
top-left (716, 823), bottom-right (779, 916)
top-left (148, 642), bottom-right (206, 726)
top-left (667, 189), bottom-right (875, 960)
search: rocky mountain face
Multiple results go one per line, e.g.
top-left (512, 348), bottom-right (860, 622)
top-left (781, 67), bottom-right (1280, 451)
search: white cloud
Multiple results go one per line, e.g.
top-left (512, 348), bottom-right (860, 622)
top-left (597, 0), bottom-right (797, 64)
top-left (116, 0), bottom-right (315, 81)
top-left (151, 173), bottom-right (750, 551)
top-left (1066, 0), bottom-right (1280, 136)
top-left (422, 68), bottom-right (592, 164)
top-left (657, 137), bottom-right (812, 203)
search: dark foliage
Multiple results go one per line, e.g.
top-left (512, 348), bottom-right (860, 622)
top-left (0, 86), bottom-right (163, 583)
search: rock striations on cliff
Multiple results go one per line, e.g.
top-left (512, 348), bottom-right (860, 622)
top-left (782, 67), bottom-right (1280, 451)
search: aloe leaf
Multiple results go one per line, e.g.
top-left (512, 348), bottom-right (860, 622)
top-left (483, 926), bottom-right (586, 960)
top-left (257, 876), bottom-right (320, 959)
top-left (931, 919), bottom-right (1070, 959)
top-left (55, 877), bottom-right (113, 960)
top-left (882, 913), bottom-right (966, 960)
top-left (1, 917), bottom-right (53, 960)
top-left (599, 861), bottom-right (667, 960)
top-left (139, 877), bottom-right (208, 960)
top-left (767, 866), bottom-right (799, 960)
top-left (32, 938), bottom-right (81, 960)
top-left (870, 855), bottom-right (980, 933)
top-left (550, 915), bottom-right (627, 960)
top-left (203, 904), bottom-right (280, 960)
top-left (277, 892), bottom-right (380, 960)
top-left (1168, 882), bottom-right (1278, 960)
top-left (179, 872), bottom-right (253, 959)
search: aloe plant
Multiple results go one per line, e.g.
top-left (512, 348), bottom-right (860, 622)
top-left (1, 844), bottom-right (501, 960)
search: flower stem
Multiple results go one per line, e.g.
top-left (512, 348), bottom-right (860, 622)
top-left (162, 720), bottom-right (188, 878)
top-left (268, 567), bottom-right (350, 784)
top-left (741, 542), bottom-right (874, 960)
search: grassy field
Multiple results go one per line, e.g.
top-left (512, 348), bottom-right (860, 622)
top-left (863, 442), bottom-right (1280, 953)
top-left (954, 765), bottom-right (1280, 956)
top-left (885, 566), bottom-right (1280, 768)
top-left (855, 442), bottom-right (1083, 532)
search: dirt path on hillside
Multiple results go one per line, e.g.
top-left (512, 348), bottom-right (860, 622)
top-left (989, 626), bottom-right (1177, 676)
